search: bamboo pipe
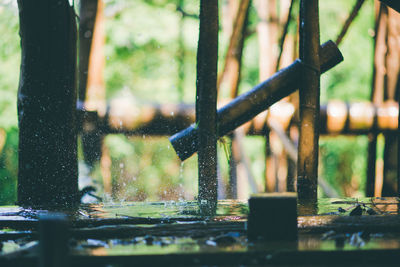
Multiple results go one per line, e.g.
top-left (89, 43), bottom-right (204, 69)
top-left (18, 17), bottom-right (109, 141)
top-left (378, 0), bottom-right (400, 13)
top-left (169, 40), bottom-right (343, 161)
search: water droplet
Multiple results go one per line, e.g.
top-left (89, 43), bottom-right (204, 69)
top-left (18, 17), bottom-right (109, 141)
top-left (84, 30), bottom-right (92, 38)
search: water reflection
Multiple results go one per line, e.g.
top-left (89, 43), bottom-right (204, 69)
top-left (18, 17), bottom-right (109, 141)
top-left (73, 232), bottom-right (400, 257)
top-left (80, 200), bottom-right (249, 220)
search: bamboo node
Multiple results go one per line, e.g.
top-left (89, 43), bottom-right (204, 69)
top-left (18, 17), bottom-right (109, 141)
top-left (298, 59), bottom-right (320, 73)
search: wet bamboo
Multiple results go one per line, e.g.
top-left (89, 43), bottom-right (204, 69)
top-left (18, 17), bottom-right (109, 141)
top-left (196, 0), bottom-right (219, 215)
top-left (297, 0), bottom-right (320, 202)
top-left (170, 41), bottom-right (343, 161)
top-left (17, 0), bottom-right (79, 207)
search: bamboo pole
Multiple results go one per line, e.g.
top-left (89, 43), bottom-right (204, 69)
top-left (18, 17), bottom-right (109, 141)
top-left (196, 0), bottom-right (219, 215)
top-left (382, 8), bottom-right (400, 196)
top-left (85, 0), bottom-right (106, 116)
top-left (276, 0), bottom-right (296, 72)
top-left (335, 0), bottom-right (365, 46)
top-left (76, 99), bottom-right (400, 137)
top-left (78, 0), bottom-right (98, 103)
top-left (80, 0), bottom-right (104, 170)
top-left (170, 41), bottom-right (343, 161)
top-left (256, 0), bottom-right (279, 80)
top-left (255, 0), bottom-right (279, 193)
top-left (367, 3), bottom-right (386, 197)
top-left (217, 0), bottom-right (250, 95)
top-left (80, 0), bottom-right (112, 195)
top-left (17, 0), bottom-right (79, 207)
top-left (218, 0), bottom-right (251, 199)
top-left (297, 0), bottom-right (320, 202)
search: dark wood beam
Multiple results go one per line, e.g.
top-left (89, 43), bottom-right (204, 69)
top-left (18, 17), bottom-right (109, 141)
top-left (17, 0), bottom-right (79, 207)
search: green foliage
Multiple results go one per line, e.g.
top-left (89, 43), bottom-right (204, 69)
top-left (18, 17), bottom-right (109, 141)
top-left (104, 0), bottom-right (199, 103)
top-left (0, 128), bottom-right (18, 205)
top-left (0, 3), bottom-right (19, 204)
top-left (320, 136), bottom-right (368, 197)
top-left (320, 0), bottom-right (374, 102)
top-left (0, 3), bottom-right (20, 130)
top-left (101, 135), bottom-right (197, 201)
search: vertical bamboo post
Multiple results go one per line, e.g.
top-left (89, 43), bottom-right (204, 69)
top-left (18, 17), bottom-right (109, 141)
top-left (79, 0), bottom-right (102, 170)
top-left (17, 0), bottom-right (78, 207)
top-left (366, 134), bottom-right (378, 196)
top-left (297, 0), bottom-right (320, 202)
top-left (255, 0), bottom-right (279, 193)
top-left (367, 2), bottom-right (386, 196)
top-left (219, 0), bottom-right (250, 199)
top-left (196, 0), bottom-right (219, 215)
top-left (382, 7), bottom-right (400, 196)
top-left (78, 0), bottom-right (98, 103)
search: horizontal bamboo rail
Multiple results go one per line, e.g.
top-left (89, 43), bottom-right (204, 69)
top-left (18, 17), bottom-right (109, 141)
top-left (169, 40), bottom-right (343, 161)
top-left (78, 100), bottom-right (399, 137)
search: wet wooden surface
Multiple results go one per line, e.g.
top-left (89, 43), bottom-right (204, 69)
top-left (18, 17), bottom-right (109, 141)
top-left (1, 198), bottom-right (400, 266)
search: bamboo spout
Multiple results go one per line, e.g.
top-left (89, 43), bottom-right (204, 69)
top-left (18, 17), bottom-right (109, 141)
top-left (170, 40), bottom-right (343, 161)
